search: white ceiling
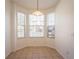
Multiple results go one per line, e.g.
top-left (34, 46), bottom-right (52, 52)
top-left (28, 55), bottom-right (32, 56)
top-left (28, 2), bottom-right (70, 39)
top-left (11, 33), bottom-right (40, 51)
top-left (12, 0), bottom-right (59, 10)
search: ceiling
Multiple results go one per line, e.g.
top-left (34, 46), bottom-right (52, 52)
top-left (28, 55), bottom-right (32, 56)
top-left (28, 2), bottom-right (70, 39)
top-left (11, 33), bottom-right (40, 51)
top-left (12, 0), bottom-right (59, 10)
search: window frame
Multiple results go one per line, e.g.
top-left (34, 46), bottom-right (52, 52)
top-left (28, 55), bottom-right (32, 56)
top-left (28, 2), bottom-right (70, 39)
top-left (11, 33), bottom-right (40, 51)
top-left (16, 11), bottom-right (26, 39)
top-left (28, 14), bottom-right (45, 38)
top-left (46, 12), bottom-right (55, 38)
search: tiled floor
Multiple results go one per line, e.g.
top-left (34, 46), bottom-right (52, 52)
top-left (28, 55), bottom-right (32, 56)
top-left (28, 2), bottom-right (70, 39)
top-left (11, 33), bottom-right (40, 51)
top-left (6, 47), bottom-right (64, 59)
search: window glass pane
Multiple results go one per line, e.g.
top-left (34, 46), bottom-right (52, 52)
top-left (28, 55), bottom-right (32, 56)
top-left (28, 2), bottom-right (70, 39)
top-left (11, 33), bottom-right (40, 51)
top-left (29, 26), bottom-right (44, 37)
top-left (47, 13), bottom-right (55, 26)
top-left (29, 21), bottom-right (44, 25)
top-left (29, 15), bottom-right (44, 25)
top-left (17, 26), bottom-right (24, 30)
top-left (18, 20), bottom-right (24, 25)
top-left (17, 30), bottom-right (24, 37)
top-left (47, 25), bottom-right (55, 38)
top-left (17, 32), bottom-right (24, 38)
top-left (17, 13), bottom-right (25, 25)
top-left (17, 29), bottom-right (24, 32)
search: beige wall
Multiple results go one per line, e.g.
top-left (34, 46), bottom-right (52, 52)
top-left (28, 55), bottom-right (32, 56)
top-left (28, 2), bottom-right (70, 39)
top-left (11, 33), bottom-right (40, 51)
top-left (11, 4), bottom-right (55, 51)
top-left (55, 0), bottom-right (74, 59)
top-left (5, 0), bottom-right (11, 57)
top-left (6, 1), bottom-right (74, 59)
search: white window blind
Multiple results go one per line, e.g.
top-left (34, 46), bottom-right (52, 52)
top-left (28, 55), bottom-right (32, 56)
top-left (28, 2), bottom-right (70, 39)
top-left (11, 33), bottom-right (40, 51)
top-left (29, 15), bottom-right (44, 37)
top-left (47, 13), bottom-right (55, 38)
top-left (17, 12), bottom-right (26, 38)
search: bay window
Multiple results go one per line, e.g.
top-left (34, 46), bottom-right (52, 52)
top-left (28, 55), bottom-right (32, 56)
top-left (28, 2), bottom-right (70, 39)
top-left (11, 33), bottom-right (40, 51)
top-left (16, 12), bottom-right (55, 38)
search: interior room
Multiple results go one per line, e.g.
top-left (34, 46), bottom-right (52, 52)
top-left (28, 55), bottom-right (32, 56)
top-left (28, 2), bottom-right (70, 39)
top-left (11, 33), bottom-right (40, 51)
top-left (5, 0), bottom-right (74, 59)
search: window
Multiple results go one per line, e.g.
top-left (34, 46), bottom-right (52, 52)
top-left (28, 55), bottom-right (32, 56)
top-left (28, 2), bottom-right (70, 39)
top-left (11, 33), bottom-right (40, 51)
top-left (16, 11), bottom-right (55, 38)
top-left (29, 15), bottom-right (44, 37)
top-left (47, 13), bottom-right (55, 38)
top-left (16, 12), bottom-right (26, 38)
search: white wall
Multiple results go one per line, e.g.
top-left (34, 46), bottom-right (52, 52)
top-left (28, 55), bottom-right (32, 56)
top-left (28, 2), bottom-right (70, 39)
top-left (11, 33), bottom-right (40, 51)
top-left (55, 0), bottom-right (74, 59)
top-left (11, 4), bottom-right (55, 51)
top-left (5, 0), bottom-right (11, 57)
